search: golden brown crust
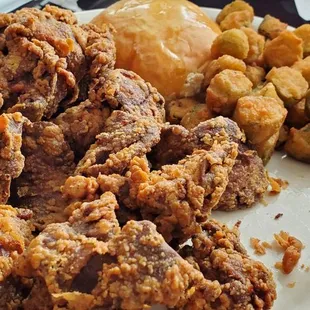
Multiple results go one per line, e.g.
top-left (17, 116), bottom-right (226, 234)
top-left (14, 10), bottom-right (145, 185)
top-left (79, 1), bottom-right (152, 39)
top-left (258, 14), bottom-right (288, 40)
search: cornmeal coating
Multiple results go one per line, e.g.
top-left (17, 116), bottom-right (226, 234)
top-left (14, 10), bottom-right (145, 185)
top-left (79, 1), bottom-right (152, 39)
top-left (258, 14), bottom-right (288, 39)
top-left (211, 29), bottom-right (250, 60)
top-left (180, 104), bottom-right (214, 130)
top-left (15, 121), bottom-right (75, 230)
top-left (292, 56), bottom-right (310, 85)
top-left (54, 99), bottom-right (110, 157)
top-left (89, 69), bottom-right (165, 124)
top-left (294, 24), bottom-right (310, 57)
top-left (0, 6), bottom-right (115, 121)
top-left (76, 110), bottom-right (161, 177)
top-left (245, 65), bottom-right (266, 88)
top-left (219, 10), bottom-right (253, 31)
top-left (206, 69), bottom-right (253, 116)
top-left (0, 113), bottom-right (25, 204)
top-left (179, 219), bottom-right (277, 310)
top-left (263, 31), bottom-right (303, 68)
top-left (266, 67), bottom-right (308, 106)
top-left (127, 141), bottom-right (238, 242)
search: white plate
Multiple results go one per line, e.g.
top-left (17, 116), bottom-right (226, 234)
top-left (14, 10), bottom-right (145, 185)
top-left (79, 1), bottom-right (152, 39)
top-left (75, 7), bottom-right (310, 310)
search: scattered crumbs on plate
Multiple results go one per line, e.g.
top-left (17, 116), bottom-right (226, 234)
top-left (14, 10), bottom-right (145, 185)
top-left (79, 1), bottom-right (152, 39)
top-left (250, 238), bottom-right (266, 255)
top-left (262, 241), bottom-right (272, 249)
top-left (287, 282), bottom-right (296, 288)
top-left (261, 198), bottom-right (268, 206)
top-left (274, 261), bottom-right (283, 270)
top-left (306, 266), bottom-right (310, 272)
top-left (274, 213), bottom-right (283, 220)
top-left (235, 220), bottom-right (242, 228)
top-left (268, 176), bottom-right (289, 194)
top-left (301, 264), bottom-right (305, 269)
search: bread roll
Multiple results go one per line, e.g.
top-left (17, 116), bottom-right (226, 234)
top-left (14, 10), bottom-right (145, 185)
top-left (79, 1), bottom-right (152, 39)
top-left (92, 0), bottom-right (220, 98)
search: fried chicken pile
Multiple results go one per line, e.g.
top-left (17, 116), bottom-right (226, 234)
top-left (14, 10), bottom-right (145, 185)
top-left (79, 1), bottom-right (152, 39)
top-left (0, 4), bottom-right (277, 310)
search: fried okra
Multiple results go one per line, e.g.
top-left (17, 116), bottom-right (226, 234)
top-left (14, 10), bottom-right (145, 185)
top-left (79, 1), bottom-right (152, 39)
top-left (242, 27), bottom-right (265, 65)
top-left (294, 24), bottom-right (310, 57)
top-left (220, 10), bottom-right (253, 31)
top-left (216, 0), bottom-right (254, 24)
top-left (233, 95), bottom-right (287, 161)
top-left (245, 65), bottom-right (266, 87)
top-left (211, 29), bottom-right (250, 60)
top-left (166, 98), bottom-right (199, 124)
top-left (292, 56), bottom-right (310, 85)
top-left (285, 124), bottom-right (310, 163)
top-left (258, 14), bottom-right (288, 39)
top-left (180, 104), bottom-right (214, 130)
top-left (206, 69), bottom-right (253, 116)
top-left (263, 31), bottom-right (303, 67)
top-left (204, 55), bottom-right (246, 87)
top-left (266, 67), bottom-right (308, 106)
top-left (286, 99), bottom-right (310, 129)
top-left (252, 82), bottom-right (284, 106)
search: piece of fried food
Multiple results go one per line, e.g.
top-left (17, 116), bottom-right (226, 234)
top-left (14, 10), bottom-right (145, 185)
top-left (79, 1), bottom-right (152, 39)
top-left (166, 98), bottom-right (199, 124)
top-left (258, 14), bottom-right (288, 39)
top-left (203, 55), bottom-right (246, 87)
top-left (206, 69), bottom-right (253, 116)
top-left (17, 192), bottom-right (218, 309)
top-left (263, 31), bottom-right (303, 68)
top-left (0, 7), bottom-right (115, 121)
top-left (252, 82), bottom-right (284, 106)
top-left (233, 95), bottom-right (287, 161)
top-left (292, 56), bottom-right (310, 85)
top-left (211, 29), bottom-right (250, 60)
top-left (180, 104), bottom-right (214, 130)
top-left (0, 113), bottom-right (24, 204)
top-left (220, 10), bottom-right (254, 31)
top-left (216, 146), bottom-right (268, 210)
top-left (89, 69), bottom-right (165, 124)
top-left (54, 99), bottom-right (110, 158)
top-left (76, 110), bottom-right (161, 177)
top-left (294, 24), bottom-right (310, 57)
top-left (285, 124), bottom-right (310, 163)
top-left (0, 205), bottom-right (32, 282)
top-left (286, 99), bottom-right (310, 128)
top-left (245, 65), bottom-right (266, 88)
top-left (241, 27), bottom-right (265, 65)
top-left (15, 121), bottom-right (75, 230)
top-left (216, 0), bottom-right (254, 24)
top-left (128, 141), bottom-right (238, 242)
top-left (266, 67), bottom-right (308, 106)
top-left (179, 219), bottom-right (277, 310)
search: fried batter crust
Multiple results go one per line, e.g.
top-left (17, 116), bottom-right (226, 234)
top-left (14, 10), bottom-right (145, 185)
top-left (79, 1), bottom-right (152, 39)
top-left (0, 113), bottom-right (24, 204)
top-left (15, 121), bottom-right (75, 230)
top-left (179, 219), bottom-right (277, 310)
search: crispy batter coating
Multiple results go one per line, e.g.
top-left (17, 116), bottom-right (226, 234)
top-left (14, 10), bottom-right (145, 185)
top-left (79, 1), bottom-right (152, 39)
top-left (203, 55), bottom-right (246, 87)
top-left (266, 67), bottom-right (308, 106)
top-left (206, 69), bottom-right (253, 116)
top-left (258, 14), bottom-right (288, 40)
top-left (17, 193), bottom-right (219, 309)
top-left (179, 219), bottom-right (277, 310)
top-left (76, 110), bottom-right (161, 177)
top-left (211, 29), bottom-right (250, 60)
top-left (219, 10), bottom-right (253, 31)
top-left (0, 7), bottom-right (115, 121)
top-left (15, 121), bottom-right (75, 230)
top-left (263, 31), bottom-right (303, 68)
top-left (216, 0), bottom-right (254, 24)
top-left (128, 141), bottom-right (238, 242)
top-left (234, 96), bottom-right (287, 145)
top-left (285, 124), bottom-right (310, 163)
top-left (252, 82), bottom-right (284, 106)
top-left (180, 104), bottom-right (214, 130)
top-left (166, 98), bottom-right (200, 124)
top-left (292, 56), bottom-right (310, 85)
top-left (241, 27), bottom-right (265, 65)
top-left (0, 205), bottom-right (32, 282)
top-left (0, 113), bottom-right (24, 204)
top-left (294, 24), bottom-right (310, 57)
top-left (89, 69), bottom-right (165, 124)
top-left (216, 147), bottom-right (268, 210)
top-left (286, 99), bottom-right (310, 129)
top-left (245, 65), bottom-right (266, 88)
top-left (54, 99), bottom-right (110, 157)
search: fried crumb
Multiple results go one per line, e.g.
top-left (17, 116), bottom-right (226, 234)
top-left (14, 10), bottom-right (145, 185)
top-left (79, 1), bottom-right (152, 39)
top-left (274, 213), bottom-right (283, 220)
top-left (306, 266), bottom-right (310, 272)
top-left (275, 261), bottom-right (283, 270)
top-left (274, 231), bottom-right (303, 274)
top-left (268, 176), bottom-right (289, 194)
top-left (250, 237), bottom-right (266, 255)
top-left (301, 264), bottom-right (305, 269)
top-left (235, 220), bottom-right (242, 228)
top-left (262, 241), bottom-right (272, 249)
top-left (287, 282), bottom-right (296, 288)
